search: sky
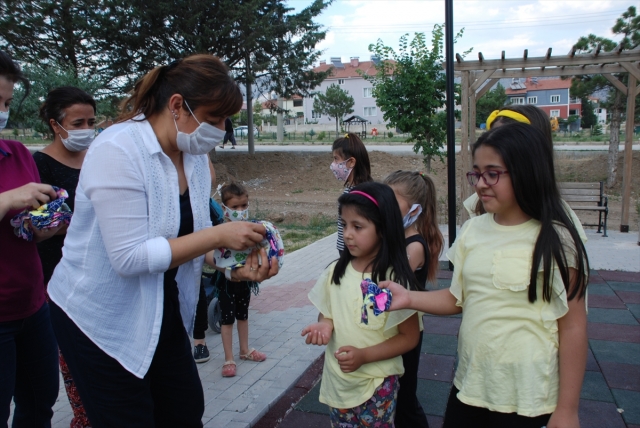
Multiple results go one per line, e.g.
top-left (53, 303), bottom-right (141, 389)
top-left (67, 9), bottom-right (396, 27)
top-left (288, 0), bottom-right (634, 63)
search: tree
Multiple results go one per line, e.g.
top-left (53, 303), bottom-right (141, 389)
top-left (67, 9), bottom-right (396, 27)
top-left (570, 6), bottom-right (639, 187)
top-left (0, 0), bottom-right (124, 93)
top-left (476, 84), bottom-right (507, 127)
top-left (362, 27), bottom-right (469, 171)
top-left (312, 84), bottom-right (355, 134)
top-left (8, 62), bottom-right (118, 136)
top-left (580, 97), bottom-right (598, 129)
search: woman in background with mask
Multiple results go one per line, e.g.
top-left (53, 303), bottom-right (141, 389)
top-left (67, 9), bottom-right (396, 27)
top-left (47, 54), bottom-right (279, 427)
top-left (35, 86), bottom-right (96, 285)
top-left (34, 86), bottom-right (97, 428)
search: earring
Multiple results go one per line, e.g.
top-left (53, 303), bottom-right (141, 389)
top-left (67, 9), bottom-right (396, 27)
top-left (171, 110), bottom-right (179, 119)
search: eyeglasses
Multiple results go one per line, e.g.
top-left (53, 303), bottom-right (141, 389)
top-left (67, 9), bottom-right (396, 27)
top-left (466, 170), bottom-right (509, 186)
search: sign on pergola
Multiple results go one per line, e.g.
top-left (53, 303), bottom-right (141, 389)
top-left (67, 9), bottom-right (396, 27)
top-left (455, 47), bottom-right (640, 232)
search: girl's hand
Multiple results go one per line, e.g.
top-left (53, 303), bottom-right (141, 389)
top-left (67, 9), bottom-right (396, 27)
top-left (301, 320), bottom-right (333, 345)
top-left (232, 248), bottom-right (278, 282)
top-left (214, 222), bottom-right (266, 251)
top-left (378, 280), bottom-right (410, 311)
top-left (547, 408), bottom-right (580, 428)
top-left (334, 346), bottom-right (365, 373)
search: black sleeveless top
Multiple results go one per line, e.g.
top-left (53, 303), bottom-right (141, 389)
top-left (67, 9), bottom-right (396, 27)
top-left (406, 234), bottom-right (429, 291)
top-left (33, 152), bottom-right (81, 285)
top-left (163, 189), bottom-right (194, 305)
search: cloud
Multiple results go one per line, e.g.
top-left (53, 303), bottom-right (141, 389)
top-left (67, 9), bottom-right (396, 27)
top-left (294, 0), bottom-right (630, 61)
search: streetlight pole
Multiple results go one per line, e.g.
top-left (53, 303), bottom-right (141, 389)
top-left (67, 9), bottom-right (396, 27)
top-left (445, 0), bottom-right (456, 269)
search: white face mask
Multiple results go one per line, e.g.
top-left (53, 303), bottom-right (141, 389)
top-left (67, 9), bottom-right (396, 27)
top-left (173, 101), bottom-right (225, 155)
top-left (0, 110), bottom-right (9, 130)
top-left (402, 204), bottom-right (422, 229)
top-left (57, 122), bottom-right (95, 152)
top-left (222, 204), bottom-right (249, 222)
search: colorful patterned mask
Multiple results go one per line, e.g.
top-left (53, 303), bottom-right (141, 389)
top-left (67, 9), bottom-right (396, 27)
top-left (10, 186), bottom-right (73, 241)
top-left (360, 279), bottom-right (392, 324)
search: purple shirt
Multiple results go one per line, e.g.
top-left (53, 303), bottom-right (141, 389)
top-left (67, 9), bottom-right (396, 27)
top-left (0, 140), bottom-right (45, 322)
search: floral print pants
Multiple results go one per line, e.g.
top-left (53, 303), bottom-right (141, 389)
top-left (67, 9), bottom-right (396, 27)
top-left (329, 375), bottom-right (399, 428)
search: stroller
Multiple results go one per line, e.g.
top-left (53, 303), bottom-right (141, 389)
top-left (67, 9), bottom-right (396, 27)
top-left (202, 197), bottom-right (225, 334)
top-left (202, 270), bottom-right (223, 333)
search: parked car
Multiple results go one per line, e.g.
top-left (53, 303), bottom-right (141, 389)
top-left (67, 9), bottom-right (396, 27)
top-left (234, 126), bottom-right (259, 137)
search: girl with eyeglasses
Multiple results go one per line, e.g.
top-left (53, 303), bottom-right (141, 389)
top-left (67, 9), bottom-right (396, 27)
top-left (381, 123), bottom-right (590, 428)
top-left (464, 105), bottom-right (587, 244)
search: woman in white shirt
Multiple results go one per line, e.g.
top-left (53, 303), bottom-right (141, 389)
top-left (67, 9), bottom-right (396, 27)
top-left (47, 54), bottom-right (278, 427)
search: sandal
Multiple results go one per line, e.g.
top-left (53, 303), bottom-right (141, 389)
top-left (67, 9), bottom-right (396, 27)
top-left (222, 361), bottom-right (236, 377)
top-left (239, 348), bottom-right (267, 362)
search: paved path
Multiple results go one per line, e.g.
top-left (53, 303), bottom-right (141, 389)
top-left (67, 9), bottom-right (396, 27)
top-left (25, 143), bottom-right (640, 155)
top-left (8, 227), bottom-right (638, 427)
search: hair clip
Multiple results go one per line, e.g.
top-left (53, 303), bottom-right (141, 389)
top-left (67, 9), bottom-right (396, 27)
top-left (344, 133), bottom-right (349, 139)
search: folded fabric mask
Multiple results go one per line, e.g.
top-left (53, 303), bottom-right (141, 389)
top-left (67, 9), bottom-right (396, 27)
top-left (360, 278), bottom-right (392, 324)
top-left (213, 220), bottom-right (285, 270)
top-left (10, 186), bottom-right (73, 241)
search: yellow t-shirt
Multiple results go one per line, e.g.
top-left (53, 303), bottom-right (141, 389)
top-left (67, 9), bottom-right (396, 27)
top-left (308, 262), bottom-right (417, 409)
top-left (447, 214), bottom-right (586, 417)
top-left (462, 193), bottom-right (588, 243)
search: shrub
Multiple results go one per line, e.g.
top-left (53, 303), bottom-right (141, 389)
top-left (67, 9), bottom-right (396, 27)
top-left (317, 131), bottom-right (326, 141)
top-left (387, 131), bottom-right (393, 138)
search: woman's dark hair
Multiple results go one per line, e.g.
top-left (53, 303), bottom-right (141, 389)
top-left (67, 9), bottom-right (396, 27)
top-left (472, 123), bottom-right (589, 303)
top-left (332, 182), bottom-right (419, 291)
top-left (118, 54), bottom-right (242, 122)
top-left (332, 132), bottom-right (372, 186)
top-left (220, 182), bottom-right (248, 205)
top-left (475, 104), bottom-right (554, 215)
top-left (384, 170), bottom-right (443, 283)
top-left (39, 86), bottom-right (96, 133)
top-left (0, 50), bottom-right (30, 108)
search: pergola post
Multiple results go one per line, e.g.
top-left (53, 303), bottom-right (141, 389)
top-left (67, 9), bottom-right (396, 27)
top-left (460, 71), bottom-right (470, 224)
top-left (620, 73), bottom-right (636, 232)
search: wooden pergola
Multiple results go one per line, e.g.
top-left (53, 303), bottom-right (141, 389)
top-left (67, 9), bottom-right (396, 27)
top-left (455, 47), bottom-right (640, 232)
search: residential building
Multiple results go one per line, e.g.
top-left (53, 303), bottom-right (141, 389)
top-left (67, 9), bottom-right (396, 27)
top-left (303, 56), bottom-right (390, 126)
top-left (505, 77), bottom-right (581, 119)
top-left (261, 95), bottom-right (305, 124)
top-left (589, 96), bottom-right (608, 124)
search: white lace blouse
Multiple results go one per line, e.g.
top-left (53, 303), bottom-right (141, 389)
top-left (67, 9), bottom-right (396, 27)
top-left (48, 117), bottom-right (212, 378)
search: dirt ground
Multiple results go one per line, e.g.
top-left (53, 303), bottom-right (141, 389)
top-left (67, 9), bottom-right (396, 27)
top-left (211, 150), bottom-right (640, 232)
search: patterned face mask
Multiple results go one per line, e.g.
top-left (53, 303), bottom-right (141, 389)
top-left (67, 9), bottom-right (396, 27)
top-left (222, 204), bottom-right (249, 222)
top-left (330, 159), bottom-right (353, 181)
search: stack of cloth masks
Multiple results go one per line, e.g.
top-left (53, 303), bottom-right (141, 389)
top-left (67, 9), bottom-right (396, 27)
top-left (213, 220), bottom-right (285, 270)
top-left (10, 186), bottom-right (73, 242)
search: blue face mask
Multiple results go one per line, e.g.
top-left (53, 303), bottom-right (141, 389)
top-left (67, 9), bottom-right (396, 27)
top-left (402, 204), bottom-right (422, 229)
top-left (0, 110), bottom-right (9, 130)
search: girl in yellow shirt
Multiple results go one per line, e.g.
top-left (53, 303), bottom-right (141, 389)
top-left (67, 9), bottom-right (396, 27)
top-left (302, 182), bottom-right (420, 428)
top-left (382, 123), bottom-right (590, 428)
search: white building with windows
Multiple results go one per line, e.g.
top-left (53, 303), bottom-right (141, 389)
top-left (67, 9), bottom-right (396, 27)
top-left (303, 56), bottom-right (390, 126)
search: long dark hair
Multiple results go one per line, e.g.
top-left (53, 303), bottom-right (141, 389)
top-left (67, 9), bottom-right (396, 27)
top-left (332, 132), bottom-right (372, 186)
top-left (0, 50), bottom-right (30, 109)
top-left (39, 86), bottom-right (96, 132)
top-left (475, 104), bottom-right (554, 216)
top-left (118, 54), bottom-right (242, 122)
top-left (472, 123), bottom-right (589, 302)
top-left (384, 170), bottom-right (443, 283)
top-left (332, 182), bottom-right (419, 290)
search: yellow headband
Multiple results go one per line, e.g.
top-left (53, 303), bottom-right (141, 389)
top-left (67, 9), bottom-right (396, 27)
top-left (486, 110), bottom-right (531, 130)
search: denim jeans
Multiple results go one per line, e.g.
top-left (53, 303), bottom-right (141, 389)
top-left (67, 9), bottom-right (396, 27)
top-left (0, 302), bottom-right (59, 428)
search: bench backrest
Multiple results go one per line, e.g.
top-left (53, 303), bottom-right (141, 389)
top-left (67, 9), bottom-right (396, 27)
top-left (558, 182), bottom-right (604, 205)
